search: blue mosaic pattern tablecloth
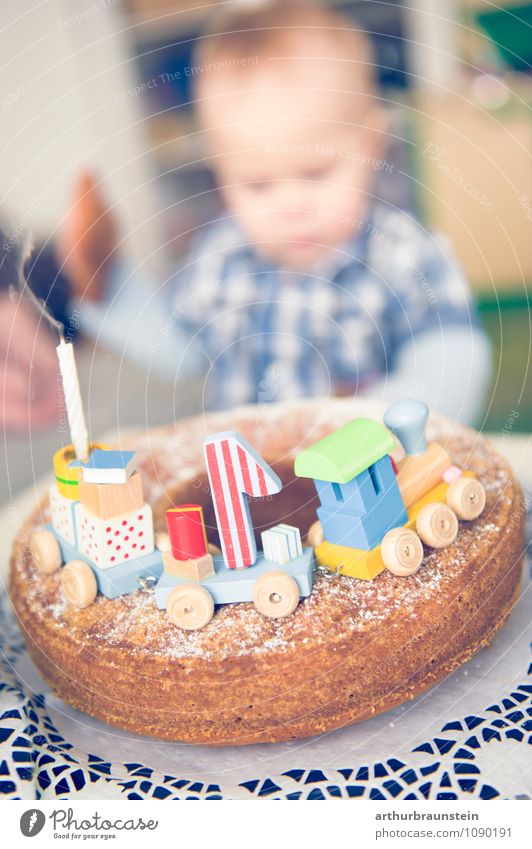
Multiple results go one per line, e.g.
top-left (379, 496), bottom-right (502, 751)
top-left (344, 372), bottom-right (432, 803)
top-left (1, 513), bottom-right (530, 801)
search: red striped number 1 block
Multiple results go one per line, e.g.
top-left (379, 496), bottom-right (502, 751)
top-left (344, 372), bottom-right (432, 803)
top-left (203, 431), bottom-right (282, 569)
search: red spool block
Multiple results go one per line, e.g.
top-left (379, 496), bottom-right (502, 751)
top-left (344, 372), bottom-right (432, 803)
top-left (165, 504), bottom-right (208, 561)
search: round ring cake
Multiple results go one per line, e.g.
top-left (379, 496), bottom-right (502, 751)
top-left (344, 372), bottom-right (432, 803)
top-left (9, 398), bottom-right (525, 745)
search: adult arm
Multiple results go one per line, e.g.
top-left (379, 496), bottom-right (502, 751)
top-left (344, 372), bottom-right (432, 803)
top-left (366, 207), bottom-right (492, 425)
top-left (70, 259), bottom-right (204, 382)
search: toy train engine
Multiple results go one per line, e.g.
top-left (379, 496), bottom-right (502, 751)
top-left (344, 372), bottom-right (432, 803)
top-left (296, 399), bottom-right (486, 580)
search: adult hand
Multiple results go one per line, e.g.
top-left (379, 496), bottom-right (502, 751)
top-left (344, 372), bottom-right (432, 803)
top-left (0, 293), bottom-right (60, 430)
top-left (58, 171), bottom-right (118, 303)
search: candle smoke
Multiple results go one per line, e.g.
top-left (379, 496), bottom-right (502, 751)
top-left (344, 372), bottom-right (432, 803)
top-left (5, 232), bottom-right (65, 339)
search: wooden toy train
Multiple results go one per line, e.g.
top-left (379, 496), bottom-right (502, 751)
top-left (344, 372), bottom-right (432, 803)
top-left (29, 399), bottom-right (486, 630)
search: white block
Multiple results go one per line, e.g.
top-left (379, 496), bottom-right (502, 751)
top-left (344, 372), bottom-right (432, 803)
top-left (261, 524), bottom-right (303, 565)
top-left (276, 524), bottom-right (303, 558)
top-left (49, 483), bottom-right (76, 546)
top-left (79, 449), bottom-right (137, 484)
top-left (74, 502), bottom-right (154, 570)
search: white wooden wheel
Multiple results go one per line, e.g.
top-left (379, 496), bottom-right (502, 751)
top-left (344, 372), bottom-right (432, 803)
top-left (416, 502), bottom-right (458, 548)
top-left (253, 571), bottom-right (300, 618)
top-left (166, 584), bottom-right (214, 630)
top-left (306, 520), bottom-right (324, 547)
top-left (446, 477), bottom-right (486, 520)
top-left (381, 528), bottom-right (424, 576)
top-left (61, 560), bottom-right (97, 608)
top-left (29, 530), bottom-right (62, 574)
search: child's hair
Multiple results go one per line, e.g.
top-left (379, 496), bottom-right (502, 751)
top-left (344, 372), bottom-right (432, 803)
top-left (193, 0), bottom-right (376, 96)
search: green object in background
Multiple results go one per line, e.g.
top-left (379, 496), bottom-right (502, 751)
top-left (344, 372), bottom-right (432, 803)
top-left (478, 298), bottom-right (532, 433)
top-left (295, 418), bottom-right (396, 483)
top-left (476, 3), bottom-right (532, 72)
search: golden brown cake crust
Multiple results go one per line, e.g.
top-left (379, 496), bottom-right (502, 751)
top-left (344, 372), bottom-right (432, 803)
top-left (9, 399), bottom-right (525, 745)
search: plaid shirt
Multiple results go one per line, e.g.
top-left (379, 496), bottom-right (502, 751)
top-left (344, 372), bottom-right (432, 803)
top-left (169, 203), bottom-right (476, 411)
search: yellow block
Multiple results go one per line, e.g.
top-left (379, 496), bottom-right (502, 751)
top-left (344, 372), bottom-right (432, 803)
top-left (315, 539), bottom-right (386, 580)
top-left (53, 442), bottom-right (109, 500)
top-left (315, 474), bottom-right (474, 580)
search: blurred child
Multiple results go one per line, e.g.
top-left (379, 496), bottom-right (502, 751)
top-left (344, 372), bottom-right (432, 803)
top-left (60, 1), bottom-right (490, 422)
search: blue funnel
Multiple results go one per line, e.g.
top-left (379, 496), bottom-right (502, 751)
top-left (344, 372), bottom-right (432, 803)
top-left (383, 399), bottom-right (428, 456)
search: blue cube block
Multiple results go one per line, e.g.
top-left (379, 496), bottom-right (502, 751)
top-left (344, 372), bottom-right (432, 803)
top-left (314, 456), bottom-right (399, 515)
top-left (313, 455), bottom-right (407, 550)
top-left (314, 477), bottom-right (369, 514)
top-left (318, 489), bottom-right (408, 550)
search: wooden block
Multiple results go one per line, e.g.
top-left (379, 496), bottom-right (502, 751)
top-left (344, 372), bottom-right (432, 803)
top-left (78, 472), bottom-right (144, 519)
top-left (261, 524), bottom-right (303, 564)
top-left (71, 448), bottom-right (137, 484)
top-left (74, 501), bottom-right (154, 569)
top-left (315, 539), bottom-right (386, 581)
top-left (165, 504), bottom-right (208, 559)
top-left (203, 431), bottom-right (282, 569)
top-left (163, 550), bottom-right (215, 581)
top-left (396, 443), bottom-right (451, 508)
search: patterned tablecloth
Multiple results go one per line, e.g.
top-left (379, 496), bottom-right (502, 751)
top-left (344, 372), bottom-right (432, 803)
top-left (1, 444), bottom-right (531, 801)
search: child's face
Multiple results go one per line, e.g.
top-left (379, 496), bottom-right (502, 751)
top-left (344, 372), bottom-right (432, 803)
top-left (199, 61), bottom-right (384, 269)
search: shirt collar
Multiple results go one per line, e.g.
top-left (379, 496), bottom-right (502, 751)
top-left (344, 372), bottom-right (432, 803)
top-left (222, 205), bottom-right (377, 281)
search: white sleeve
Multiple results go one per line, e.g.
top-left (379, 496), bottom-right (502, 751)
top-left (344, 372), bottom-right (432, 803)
top-left (360, 324), bottom-right (492, 425)
top-left (72, 260), bottom-right (204, 382)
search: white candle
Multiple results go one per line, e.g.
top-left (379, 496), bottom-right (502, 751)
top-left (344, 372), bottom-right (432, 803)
top-left (56, 338), bottom-right (89, 461)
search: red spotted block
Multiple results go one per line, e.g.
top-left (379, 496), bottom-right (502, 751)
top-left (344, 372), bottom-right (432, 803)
top-left (74, 502), bottom-right (154, 569)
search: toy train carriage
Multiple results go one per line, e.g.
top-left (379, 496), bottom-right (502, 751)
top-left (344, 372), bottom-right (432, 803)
top-left (29, 436), bottom-right (315, 630)
top-left (155, 433), bottom-right (314, 629)
top-left (29, 446), bottom-right (165, 609)
top-left (296, 400), bottom-right (486, 579)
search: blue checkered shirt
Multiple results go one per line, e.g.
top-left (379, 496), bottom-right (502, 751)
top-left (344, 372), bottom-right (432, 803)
top-left (168, 203), bottom-right (477, 410)
top-left (79, 203), bottom-right (477, 409)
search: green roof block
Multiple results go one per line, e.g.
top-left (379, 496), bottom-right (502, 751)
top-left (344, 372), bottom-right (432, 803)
top-left (294, 417), bottom-right (396, 484)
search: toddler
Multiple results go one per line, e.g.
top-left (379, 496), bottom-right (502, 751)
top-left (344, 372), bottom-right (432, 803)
top-left (62, 1), bottom-right (490, 422)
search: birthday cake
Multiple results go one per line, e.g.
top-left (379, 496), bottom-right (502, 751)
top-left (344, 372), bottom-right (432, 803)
top-left (9, 398), bottom-right (524, 745)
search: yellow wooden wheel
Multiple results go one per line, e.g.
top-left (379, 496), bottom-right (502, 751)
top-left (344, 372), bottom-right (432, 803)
top-left (29, 530), bottom-right (62, 574)
top-left (61, 560), bottom-right (98, 608)
top-left (416, 503), bottom-right (458, 548)
top-left (166, 584), bottom-right (214, 630)
top-left (446, 477), bottom-right (486, 520)
top-left (253, 571), bottom-right (300, 618)
top-left (306, 520), bottom-right (324, 548)
top-left (381, 528), bottom-right (424, 576)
